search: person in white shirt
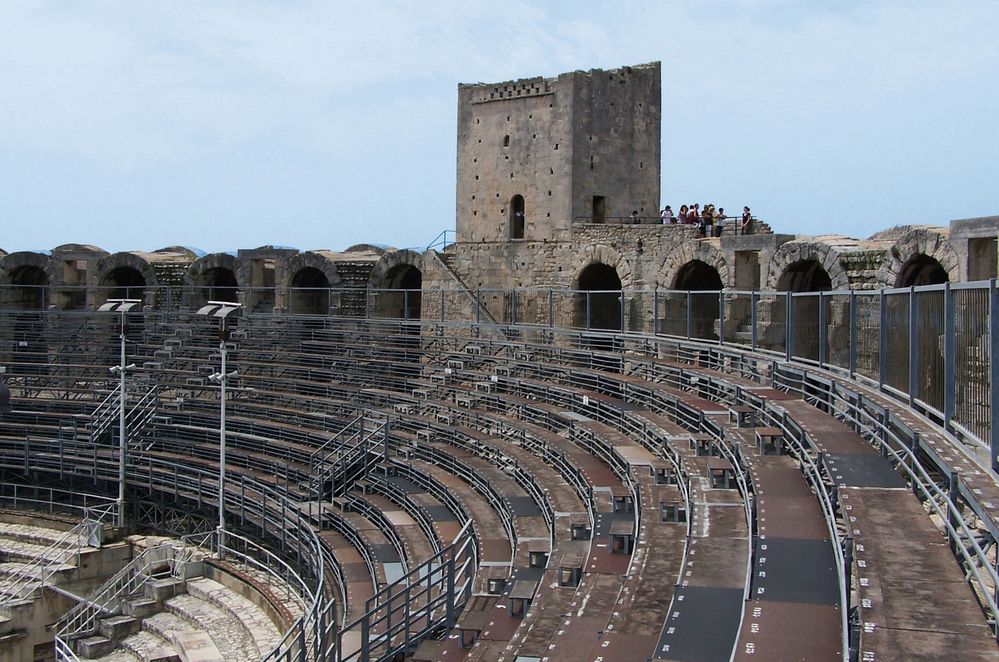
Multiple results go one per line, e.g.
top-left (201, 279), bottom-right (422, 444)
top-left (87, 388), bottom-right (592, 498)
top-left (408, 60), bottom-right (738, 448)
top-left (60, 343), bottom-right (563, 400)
top-left (661, 206), bottom-right (674, 224)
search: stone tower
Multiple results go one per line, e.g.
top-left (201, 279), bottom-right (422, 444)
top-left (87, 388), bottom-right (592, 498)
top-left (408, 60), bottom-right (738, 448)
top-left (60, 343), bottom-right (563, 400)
top-left (456, 62), bottom-right (661, 243)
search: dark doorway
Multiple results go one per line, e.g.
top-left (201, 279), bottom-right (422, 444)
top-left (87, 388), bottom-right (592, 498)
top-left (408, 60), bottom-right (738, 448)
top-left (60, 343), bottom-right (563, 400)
top-left (102, 266), bottom-right (146, 301)
top-left (577, 263), bottom-right (622, 330)
top-left (199, 267), bottom-right (239, 304)
top-left (378, 264), bottom-right (422, 320)
top-left (674, 260), bottom-right (723, 340)
top-left (777, 260), bottom-right (832, 293)
top-left (4, 265), bottom-right (48, 309)
top-left (510, 195), bottom-right (525, 239)
top-left (592, 196), bottom-right (606, 224)
top-left (290, 267), bottom-right (330, 315)
top-left (777, 259), bottom-right (832, 362)
top-left (895, 255), bottom-right (948, 287)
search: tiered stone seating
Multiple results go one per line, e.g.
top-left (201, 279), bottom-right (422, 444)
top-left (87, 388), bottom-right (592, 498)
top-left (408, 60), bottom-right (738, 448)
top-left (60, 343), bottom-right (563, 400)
top-left (2, 310), bottom-right (998, 660)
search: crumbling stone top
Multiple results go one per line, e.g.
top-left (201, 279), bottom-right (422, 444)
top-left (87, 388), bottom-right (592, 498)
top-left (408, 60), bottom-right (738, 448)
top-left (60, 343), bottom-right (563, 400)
top-left (866, 225), bottom-right (948, 242)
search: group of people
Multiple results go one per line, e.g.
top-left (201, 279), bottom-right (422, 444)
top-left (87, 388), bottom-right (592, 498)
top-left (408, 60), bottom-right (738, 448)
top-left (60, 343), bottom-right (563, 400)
top-left (657, 204), bottom-right (754, 237)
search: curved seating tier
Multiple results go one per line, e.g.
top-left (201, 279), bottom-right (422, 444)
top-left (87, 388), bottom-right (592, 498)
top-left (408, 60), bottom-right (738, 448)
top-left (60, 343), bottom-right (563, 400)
top-left (1, 310), bottom-right (997, 661)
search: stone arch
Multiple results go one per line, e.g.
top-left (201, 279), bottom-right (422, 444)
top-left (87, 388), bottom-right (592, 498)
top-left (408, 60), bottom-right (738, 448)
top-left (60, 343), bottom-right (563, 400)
top-left (369, 250), bottom-right (424, 320)
top-left (658, 241), bottom-right (729, 290)
top-left (569, 245), bottom-right (635, 333)
top-left (876, 228), bottom-right (958, 288)
top-left (95, 252), bottom-right (159, 305)
top-left (571, 244), bottom-right (635, 290)
top-left (186, 253), bottom-right (243, 306)
top-left (766, 241), bottom-right (849, 292)
top-left (0, 252), bottom-right (52, 309)
top-left (575, 262), bottom-right (622, 331)
top-left (284, 251), bottom-right (342, 315)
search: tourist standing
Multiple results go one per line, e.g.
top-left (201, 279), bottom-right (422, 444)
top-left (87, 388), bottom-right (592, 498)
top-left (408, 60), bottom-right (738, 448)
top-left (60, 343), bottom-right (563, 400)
top-left (714, 208), bottom-right (726, 237)
top-left (741, 206), bottom-right (752, 234)
top-left (661, 206), bottom-right (674, 224)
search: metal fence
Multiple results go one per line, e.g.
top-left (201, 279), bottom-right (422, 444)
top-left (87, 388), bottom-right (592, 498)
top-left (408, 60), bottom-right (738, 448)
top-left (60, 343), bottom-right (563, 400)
top-left (0, 280), bottom-right (995, 467)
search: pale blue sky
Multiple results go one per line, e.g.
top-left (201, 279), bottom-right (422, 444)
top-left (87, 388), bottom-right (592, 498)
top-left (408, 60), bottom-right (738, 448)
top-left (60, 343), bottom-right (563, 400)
top-left (1, 1), bottom-right (997, 254)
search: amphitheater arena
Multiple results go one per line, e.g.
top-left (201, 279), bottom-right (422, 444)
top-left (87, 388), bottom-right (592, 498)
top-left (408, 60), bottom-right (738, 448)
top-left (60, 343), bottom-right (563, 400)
top-left (1, 63), bottom-right (999, 661)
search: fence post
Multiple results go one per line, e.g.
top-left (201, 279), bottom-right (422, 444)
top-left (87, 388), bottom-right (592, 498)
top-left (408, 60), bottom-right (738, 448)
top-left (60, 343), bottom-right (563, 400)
top-left (439, 289), bottom-right (445, 322)
top-left (751, 291), bottom-right (758, 350)
top-left (718, 291), bottom-right (725, 345)
top-left (818, 291), bottom-right (826, 366)
top-left (475, 289), bottom-right (481, 324)
top-left (586, 292), bottom-right (592, 330)
top-left (548, 288), bottom-right (554, 327)
top-left (908, 286), bottom-right (917, 408)
top-left (653, 290), bottom-right (659, 336)
top-left (990, 279), bottom-right (999, 472)
top-left (401, 289), bottom-right (407, 321)
top-left (849, 290), bottom-right (857, 378)
top-left (511, 289), bottom-right (517, 325)
top-left (686, 291), bottom-right (692, 340)
top-left (878, 289), bottom-right (887, 391)
top-left (785, 293), bottom-right (793, 362)
top-left (943, 283), bottom-right (955, 431)
top-left (619, 290), bottom-right (625, 332)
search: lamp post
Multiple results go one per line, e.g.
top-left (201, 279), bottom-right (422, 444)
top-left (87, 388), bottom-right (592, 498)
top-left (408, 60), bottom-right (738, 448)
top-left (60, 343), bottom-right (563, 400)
top-left (196, 301), bottom-right (242, 554)
top-left (97, 299), bottom-right (141, 529)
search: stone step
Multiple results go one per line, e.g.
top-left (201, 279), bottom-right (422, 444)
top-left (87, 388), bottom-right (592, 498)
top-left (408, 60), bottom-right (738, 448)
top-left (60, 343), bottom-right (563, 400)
top-left (117, 628), bottom-right (179, 662)
top-left (0, 521), bottom-right (80, 549)
top-left (99, 614), bottom-right (141, 641)
top-left (185, 576), bottom-right (282, 657)
top-left (76, 635), bottom-right (115, 658)
top-left (165, 593), bottom-right (260, 662)
top-left (142, 611), bottom-right (225, 662)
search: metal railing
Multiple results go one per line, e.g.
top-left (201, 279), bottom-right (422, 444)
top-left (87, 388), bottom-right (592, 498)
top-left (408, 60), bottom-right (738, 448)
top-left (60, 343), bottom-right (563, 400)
top-left (0, 502), bottom-right (116, 610)
top-left (333, 519), bottom-right (475, 662)
top-left (55, 540), bottom-right (199, 660)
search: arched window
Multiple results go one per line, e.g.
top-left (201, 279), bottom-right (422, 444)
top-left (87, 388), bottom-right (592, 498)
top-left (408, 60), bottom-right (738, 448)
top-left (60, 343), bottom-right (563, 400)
top-left (510, 195), bottom-right (525, 240)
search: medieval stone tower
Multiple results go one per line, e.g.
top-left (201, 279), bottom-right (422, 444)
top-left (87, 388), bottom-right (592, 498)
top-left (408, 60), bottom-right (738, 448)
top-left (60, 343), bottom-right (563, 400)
top-left (456, 62), bottom-right (662, 242)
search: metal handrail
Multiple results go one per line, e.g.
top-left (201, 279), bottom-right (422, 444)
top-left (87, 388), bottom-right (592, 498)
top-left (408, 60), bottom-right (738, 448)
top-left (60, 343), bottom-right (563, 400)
top-left (0, 503), bottom-right (116, 609)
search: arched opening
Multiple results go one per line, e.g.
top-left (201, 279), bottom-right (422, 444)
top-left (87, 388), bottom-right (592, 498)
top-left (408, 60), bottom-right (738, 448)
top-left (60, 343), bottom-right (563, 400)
top-left (895, 254), bottom-right (949, 287)
top-left (378, 264), bottom-right (422, 321)
top-left (777, 259), bottom-right (832, 362)
top-left (4, 265), bottom-right (48, 309)
top-left (510, 195), bottom-right (525, 240)
top-left (101, 266), bottom-right (146, 301)
top-left (776, 259), bottom-right (832, 293)
top-left (576, 263), bottom-right (622, 331)
top-left (673, 260), bottom-right (723, 340)
top-left (290, 267), bottom-right (330, 315)
top-left (199, 267), bottom-right (239, 303)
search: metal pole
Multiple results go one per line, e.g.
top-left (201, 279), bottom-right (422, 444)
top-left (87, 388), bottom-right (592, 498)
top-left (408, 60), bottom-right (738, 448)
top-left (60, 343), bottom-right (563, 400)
top-left (751, 291), bottom-right (757, 350)
top-left (619, 290), bottom-right (625, 332)
top-left (686, 291), bottom-right (692, 340)
top-left (118, 313), bottom-right (126, 529)
top-left (548, 288), bottom-right (554, 327)
top-left (908, 286), bottom-right (917, 408)
top-left (989, 279), bottom-right (999, 472)
top-left (219, 336), bottom-right (227, 552)
top-left (653, 290), bottom-right (659, 336)
top-left (879, 289), bottom-right (887, 390)
top-left (849, 290), bottom-right (857, 378)
top-left (944, 283), bottom-right (955, 430)
top-left (717, 291), bottom-right (724, 345)
top-left (818, 291), bottom-right (826, 366)
top-left (785, 292), bottom-right (793, 362)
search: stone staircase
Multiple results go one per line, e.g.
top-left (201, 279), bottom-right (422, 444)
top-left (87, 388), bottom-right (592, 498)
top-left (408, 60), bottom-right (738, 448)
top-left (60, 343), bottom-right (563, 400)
top-left (71, 556), bottom-right (284, 662)
top-left (0, 514), bottom-right (130, 661)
